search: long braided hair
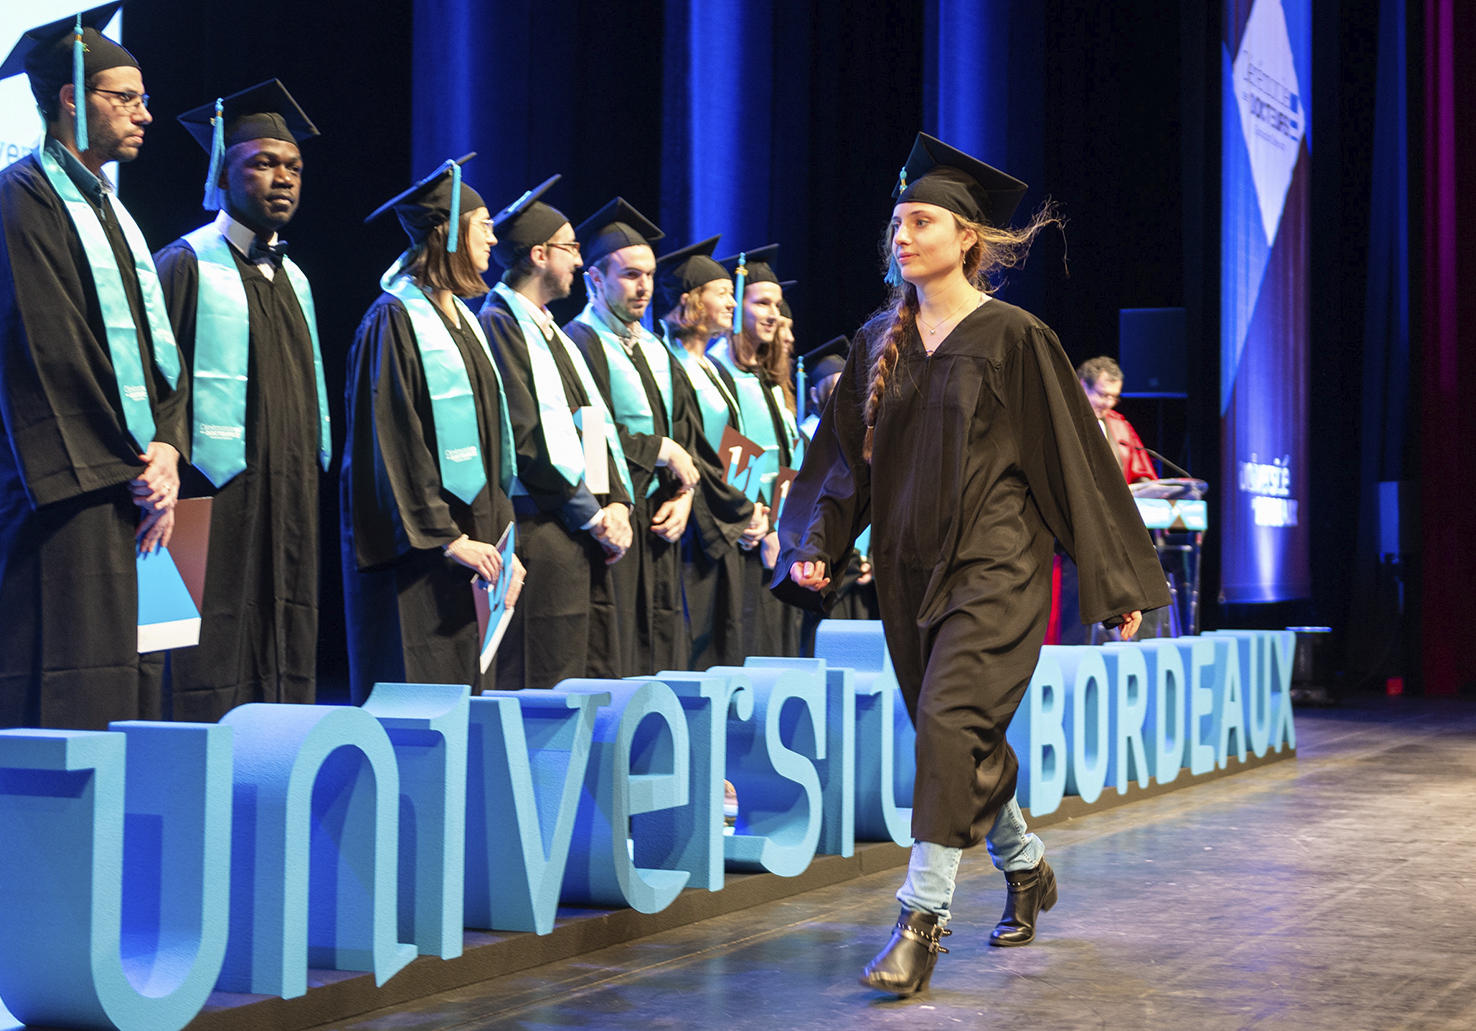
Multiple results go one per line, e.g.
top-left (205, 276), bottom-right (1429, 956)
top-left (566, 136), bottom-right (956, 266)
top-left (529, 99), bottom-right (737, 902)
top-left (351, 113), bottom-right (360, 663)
top-left (862, 205), bottom-right (1060, 460)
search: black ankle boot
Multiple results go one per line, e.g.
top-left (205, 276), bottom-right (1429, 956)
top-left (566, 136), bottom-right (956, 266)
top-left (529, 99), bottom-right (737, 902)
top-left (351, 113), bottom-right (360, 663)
top-left (989, 858), bottom-right (1058, 947)
top-left (859, 907), bottom-right (952, 996)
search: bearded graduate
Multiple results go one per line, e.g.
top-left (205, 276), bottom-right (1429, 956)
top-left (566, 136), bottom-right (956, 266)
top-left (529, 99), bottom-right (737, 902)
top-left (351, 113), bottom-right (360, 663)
top-left (711, 245), bottom-right (802, 657)
top-left (653, 238), bottom-right (761, 669)
top-left (478, 177), bottom-right (634, 688)
top-left (341, 155), bottom-right (524, 702)
top-left (152, 80), bottom-right (328, 720)
top-left (775, 133), bottom-right (1171, 995)
top-left (561, 199), bottom-right (702, 675)
top-left (0, 4), bottom-right (188, 730)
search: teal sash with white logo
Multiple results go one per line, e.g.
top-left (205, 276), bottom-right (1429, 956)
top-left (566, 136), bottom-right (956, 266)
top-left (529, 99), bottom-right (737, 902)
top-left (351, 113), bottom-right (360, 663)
top-left (710, 339), bottom-right (780, 495)
top-left (37, 146), bottom-right (181, 450)
top-left (664, 329), bottom-right (740, 453)
top-left (183, 225), bottom-right (331, 486)
top-left (383, 259), bottom-right (515, 502)
top-left (574, 305), bottom-right (675, 498)
top-left (492, 282), bottom-right (632, 501)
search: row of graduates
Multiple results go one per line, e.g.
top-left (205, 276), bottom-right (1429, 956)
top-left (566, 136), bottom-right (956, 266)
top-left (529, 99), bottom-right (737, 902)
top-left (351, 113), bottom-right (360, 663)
top-left (0, 7), bottom-right (855, 729)
top-left (343, 158), bottom-right (836, 703)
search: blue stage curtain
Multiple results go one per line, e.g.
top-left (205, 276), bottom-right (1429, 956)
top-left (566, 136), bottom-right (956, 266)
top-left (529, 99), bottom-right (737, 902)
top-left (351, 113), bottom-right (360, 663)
top-left (922, 0), bottom-right (1046, 321)
top-left (411, 0), bottom-right (664, 299)
top-left (659, 0), bottom-right (774, 250)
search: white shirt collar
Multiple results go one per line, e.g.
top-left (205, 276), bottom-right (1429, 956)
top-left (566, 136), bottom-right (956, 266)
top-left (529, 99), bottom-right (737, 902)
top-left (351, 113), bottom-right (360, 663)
top-left (213, 209), bottom-right (279, 279)
top-left (506, 285), bottom-right (555, 336)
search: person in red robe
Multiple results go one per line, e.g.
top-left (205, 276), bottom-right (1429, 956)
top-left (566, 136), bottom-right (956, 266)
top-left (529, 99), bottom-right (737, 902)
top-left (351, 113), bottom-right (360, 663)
top-left (1077, 356), bottom-right (1158, 483)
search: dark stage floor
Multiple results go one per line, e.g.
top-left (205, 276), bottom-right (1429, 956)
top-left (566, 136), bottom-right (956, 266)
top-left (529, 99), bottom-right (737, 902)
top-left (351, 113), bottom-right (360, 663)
top-left (299, 698), bottom-right (1476, 1031)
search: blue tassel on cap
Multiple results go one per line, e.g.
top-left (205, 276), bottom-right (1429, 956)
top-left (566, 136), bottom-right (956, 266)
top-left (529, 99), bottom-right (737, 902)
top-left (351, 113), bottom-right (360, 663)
top-left (447, 160), bottom-right (462, 253)
top-left (202, 99), bottom-right (225, 210)
top-left (72, 16), bottom-right (87, 152)
top-left (733, 252), bottom-right (747, 336)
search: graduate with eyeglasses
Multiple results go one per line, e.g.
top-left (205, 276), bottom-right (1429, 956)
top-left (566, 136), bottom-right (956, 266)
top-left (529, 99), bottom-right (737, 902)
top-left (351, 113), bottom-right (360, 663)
top-left (341, 156), bottom-right (523, 702)
top-left (152, 81), bottom-right (329, 720)
top-left (479, 178), bottom-right (634, 688)
top-left (0, 4), bottom-right (188, 729)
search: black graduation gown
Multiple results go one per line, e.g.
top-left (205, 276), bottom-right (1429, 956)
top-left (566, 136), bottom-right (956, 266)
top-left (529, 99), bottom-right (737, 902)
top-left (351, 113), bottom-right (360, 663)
top-left (564, 319), bottom-right (689, 676)
top-left (479, 292), bottom-right (632, 689)
top-left (666, 340), bottom-right (754, 670)
top-left (340, 294), bottom-right (516, 703)
top-left (735, 363), bottom-right (801, 659)
top-left (772, 300), bottom-right (1170, 848)
top-left (153, 239), bottom-right (322, 720)
top-left (0, 151), bottom-right (189, 730)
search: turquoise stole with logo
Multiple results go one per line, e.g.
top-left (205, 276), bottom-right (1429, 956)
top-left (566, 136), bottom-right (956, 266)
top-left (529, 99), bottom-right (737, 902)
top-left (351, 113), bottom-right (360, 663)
top-left (183, 224), bottom-right (330, 486)
top-left (662, 327), bottom-right (740, 453)
top-left (384, 261), bottom-right (515, 503)
top-left (709, 339), bottom-right (780, 494)
top-left (574, 304), bottom-right (674, 498)
top-left (492, 282), bottom-right (633, 501)
top-left (37, 144), bottom-right (181, 449)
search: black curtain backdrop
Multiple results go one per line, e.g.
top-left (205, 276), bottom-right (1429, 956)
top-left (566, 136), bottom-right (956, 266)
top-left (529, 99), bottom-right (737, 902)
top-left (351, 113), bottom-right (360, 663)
top-left (92, 0), bottom-right (1402, 694)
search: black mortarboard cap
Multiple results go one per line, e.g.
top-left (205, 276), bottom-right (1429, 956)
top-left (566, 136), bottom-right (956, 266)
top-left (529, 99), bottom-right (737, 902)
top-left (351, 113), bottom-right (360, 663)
top-left (177, 79), bottom-right (318, 153)
top-left (893, 132), bottom-right (1028, 228)
top-left (655, 235), bottom-right (728, 313)
top-left (802, 335), bottom-right (850, 380)
top-left (777, 280), bottom-right (797, 320)
top-left (575, 197), bottom-right (663, 269)
top-left (718, 244), bottom-right (780, 288)
top-left (491, 175), bottom-right (568, 268)
top-left (2, 4), bottom-right (134, 97)
top-left (365, 153), bottom-right (484, 247)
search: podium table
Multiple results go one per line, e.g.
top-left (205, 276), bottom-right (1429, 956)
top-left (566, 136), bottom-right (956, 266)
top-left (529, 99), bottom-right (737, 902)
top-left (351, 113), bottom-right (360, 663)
top-left (1131, 479), bottom-right (1206, 637)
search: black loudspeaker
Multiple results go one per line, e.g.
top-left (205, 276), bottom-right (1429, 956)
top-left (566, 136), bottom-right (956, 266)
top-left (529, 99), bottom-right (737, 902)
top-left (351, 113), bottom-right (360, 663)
top-left (1118, 308), bottom-right (1187, 397)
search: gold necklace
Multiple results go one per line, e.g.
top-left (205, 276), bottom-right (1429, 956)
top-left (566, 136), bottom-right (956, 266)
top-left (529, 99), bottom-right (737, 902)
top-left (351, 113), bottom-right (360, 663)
top-left (917, 291), bottom-right (982, 335)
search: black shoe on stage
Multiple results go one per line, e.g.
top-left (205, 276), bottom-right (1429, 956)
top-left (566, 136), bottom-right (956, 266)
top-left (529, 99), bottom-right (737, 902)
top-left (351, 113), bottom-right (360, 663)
top-left (989, 857), bottom-right (1058, 947)
top-left (859, 907), bottom-right (952, 996)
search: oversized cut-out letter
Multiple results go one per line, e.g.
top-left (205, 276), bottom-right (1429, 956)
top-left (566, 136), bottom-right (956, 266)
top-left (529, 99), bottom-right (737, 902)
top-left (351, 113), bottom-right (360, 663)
top-left (562, 679), bottom-right (692, 913)
top-left (463, 690), bottom-right (608, 935)
top-left (1056, 648), bottom-right (1111, 804)
top-left (362, 683), bottom-right (471, 959)
top-left (1103, 643), bottom-right (1151, 792)
top-left (1009, 649), bottom-right (1068, 816)
top-left (217, 704), bottom-right (415, 998)
top-left (0, 723), bottom-right (232, 1031)
top-left (716, 663), bottom-right (826, 876)
top-left (813, 620), bottom-right (912, 847)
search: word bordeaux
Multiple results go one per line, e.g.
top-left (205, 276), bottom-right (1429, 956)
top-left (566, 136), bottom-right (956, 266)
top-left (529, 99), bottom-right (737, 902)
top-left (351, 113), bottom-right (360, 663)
top-left (0, 624), bottom-right (1295, 1031)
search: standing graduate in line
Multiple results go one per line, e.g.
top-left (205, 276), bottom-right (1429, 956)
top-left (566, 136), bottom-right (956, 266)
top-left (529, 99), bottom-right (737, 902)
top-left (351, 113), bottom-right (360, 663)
top-left (562, 199), bottom-right (701, 675)
top-left (775, 134), bottom-right (1170, 995)
top-left (154, 81), bottom-right (328, 720)
top-left (479, 178), bottom-right (633, 689)
top-left (0, 6), bottom-right (188, 730)
top-left (711, 245), bottom-right (801, 657)
top-left (793, 335), bottom-right (877, 656)
top-left (341, 156), bottom-right (523, 702)
top-left (654, 238), bottom-right (762, 669)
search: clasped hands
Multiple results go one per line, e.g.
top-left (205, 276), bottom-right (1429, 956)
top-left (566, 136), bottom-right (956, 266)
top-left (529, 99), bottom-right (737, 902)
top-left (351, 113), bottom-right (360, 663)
top-left (587, 504), bottom-right (633, 564)
top-left (131, 441), bottom-right (179, 554)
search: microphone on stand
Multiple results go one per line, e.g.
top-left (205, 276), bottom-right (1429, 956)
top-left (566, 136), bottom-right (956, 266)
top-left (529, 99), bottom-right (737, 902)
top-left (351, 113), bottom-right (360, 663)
top-left (1130, 444), bottom-right (1196, 481)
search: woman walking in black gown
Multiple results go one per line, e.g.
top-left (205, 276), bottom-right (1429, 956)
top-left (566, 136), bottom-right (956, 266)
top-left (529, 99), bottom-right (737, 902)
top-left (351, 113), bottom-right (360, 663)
top-left (774, 133), bottom-right (1169, 996)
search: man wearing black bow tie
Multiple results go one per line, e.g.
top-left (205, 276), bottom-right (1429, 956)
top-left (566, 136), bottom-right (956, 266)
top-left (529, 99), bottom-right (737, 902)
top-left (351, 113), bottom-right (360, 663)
top-left (153, 81), bottom-right (329, 721)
